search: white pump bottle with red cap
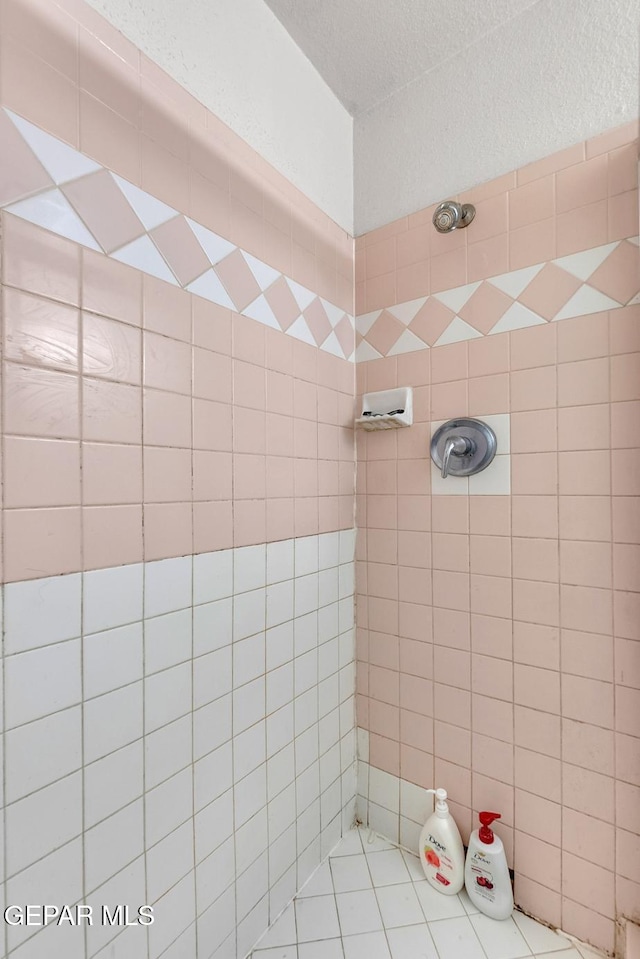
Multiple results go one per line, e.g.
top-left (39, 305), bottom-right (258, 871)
top-left (464, 811), bottom-right (514, 920)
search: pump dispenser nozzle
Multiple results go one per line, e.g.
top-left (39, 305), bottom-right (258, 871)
top-left (478, 811), bottom-right (501, 843)
top-left (426, 787), bottom-right (449, 818)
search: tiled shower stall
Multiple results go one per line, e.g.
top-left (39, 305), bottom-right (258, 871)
top-left (0, 0), bottom-right (638, 958)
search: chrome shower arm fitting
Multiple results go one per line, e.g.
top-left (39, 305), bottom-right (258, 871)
top-left (441, 435), bottom-right (472, 478)
top-left (432, 201), bottom-right (476, 233)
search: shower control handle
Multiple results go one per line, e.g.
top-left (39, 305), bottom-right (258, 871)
top-left (441, 435), bottom-right (472, 478)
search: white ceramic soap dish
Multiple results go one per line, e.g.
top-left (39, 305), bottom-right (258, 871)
top-left (355, 387), bottom-right (413, 431)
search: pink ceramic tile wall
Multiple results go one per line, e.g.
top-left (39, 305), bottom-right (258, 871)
top-left (356, 302), bottom-right (640, 950)
top-left (0, 0), bottom-right (353, 314)
top-left (0, 214), bottom-right (355, 582)
top-left (355, 122), bottom-right (639, 314)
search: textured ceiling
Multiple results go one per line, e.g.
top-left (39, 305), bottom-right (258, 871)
top-left (262, 0), bottom-right (543, 115)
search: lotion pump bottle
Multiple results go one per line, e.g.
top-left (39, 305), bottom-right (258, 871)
top-left (464, 811), bottom-right (514, 920)
top-left (418, 787), bottom-right (465, 894)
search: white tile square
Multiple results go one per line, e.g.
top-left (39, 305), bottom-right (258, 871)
top-left (470, 914), bottom-right (531, 959)
top-left (196, 885), bottom-right (235, 958)
top-left (319, 531), bottom-right (341, 570)
top-left (5, 572), bottom-right (81, 652)
top-left (234, 721), bottom-right (266, 781)
top-left (234, 632), bottom-right (266, 687)
top-left (376, 882), bottom-right (425, 928)
top-left (468, 452), bottom-right (510, 495)
top-left (234, 763), bottom-right (267, 827)
top-left (144, 556), bottom-right (192, 618)
top-left (295, 894), bottom-right (340, 942)
top-left (427, 915), bottom-right (485, 959)
top-left (512, 911), bottom-right (572, 954)
top-left (369, 767), bottom-right (400, 814)
top-left (83, 565), bottom-right (142, 636)
top-left (362, 828), bottom-right (398, 853)
top-left (319, 636), bottom-right (339, 681)
top-left (320, 777), bottom-right (341, 827)
top-left (342, 930), bottom-right (391, 959)
top-left (295, 573), bottom-right (319, 617)
top-left (236, 807), bottom-right (268, 876)
top-left (85, 856), bottom-right (145, 957)
top-left (367, 849), bottom-right (411, 887)
top-left (357, 729), bottom-right (370, 763)
top-left (84, 799), bottom-right (144, 893)
top-left (194, 741), bottom-right (232, 811)
top-left (386, 923), bottom-right (439, 959)
top-left (296, 761), bottom-right (320, 813)
top-left (295, 728), bottom-right (319, 777)
top-left (5, 771), bottom-right (82, 876)
top-left (148, 874), bottom-right (195, 959)
top-left (233, 676), bottom-right (265, 733)
top-left (295, 649), bottom-right (318, 695)
top-left (266, 621), bottom-right (294, 671)
top-left (6, 639), bottom-right (81, 728)
top-left (295, 610), bottom-right (318, 655)
top-left (339, 529), bottom-right (356, 565)
top-left (318, 603), bottom-right (339, 644)
top-left (267, 662), bottom-right (294, 714)
top-left (256, 901), bottom-right (297, 948)
top-left (234, 588), bottom-right (266, 640)
top-left (237, 891), bottom-right (269, 959)
top-left (147, 820), bottom-right (194, 902)
top-left (270, 861), bottom-right (297, 919)
top-left (330, 853), bottom-right (372, 892)
top-left (267, 579), bottom-right (295, 628)
top-left (85, 740), bottom-right (144, 830)
top-left (267, 743), bottom-right (295, 800)
top-left (193, 598), bottom-right (232, 656)
top-left (145, 766), bottom-right (193, 848)
top-left (482, 413), bottom-right (510, 454)
top-left (336, 889), bottom-right (383, 936)
top-left (297, 860), bottom-right (334, 898)
top-left (299, 939), bottom-right (343, 959)
top-left (194, 693), bottom-right (232, 759)
top-left (194, 787), bottom-right (233, 864)
top-left (193, 549), bottom-right (233, 604)
top-left (414, 880), bottom-right (467, 920)
top-left (5, 706), bottom-right (81, 802)
top-left (196, 835), bottom-right (235, 915)
top-left (144, 661), bottom-right (192, 732)
top-left (338, 596), bottom-right (354, 633)
top-left (431, 460), bottom-right (469, 496)
top-left (145, 714), bottom-right (192, 791)
top-left (339, 563), bottom-right (355, 600)
top-left (295, 535), bottom-right (319, 577)
top-left (144, 608), bottom-right (191, 674)
top-left (320, 742), bottom-right (341, 791)
top-left (267, 539), bottom-right (294, 585)
top-left (6, 839), bottom-right (83, 949)
top-left (237, 850), bottom-right (269, 920)
top-left (194, 646), bottom-right (232, 708)
top-left (319, 567), bottom-right (339, 608)
top-left (268, 781), bottom-right (296, 842)
top-left (84, 623), bottom-right (143, 699)
top-left (401, 779), bottom-right (432, 825)
top-left (267, 702), bottom-right (294, 757)
top-left (235, 544), bottom-right (267, 593)
top-left (254, 947), bottom-right (298, 959)
top-left (400, 847), bottom-right (425, 882)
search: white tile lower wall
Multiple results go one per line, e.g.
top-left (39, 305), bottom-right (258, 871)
top-left (355, 728), bottom-right (433, 858)
top-left (0, 531), bottom-right (357, 959)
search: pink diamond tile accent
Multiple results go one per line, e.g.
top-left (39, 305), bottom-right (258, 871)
top-left (0, 110), bottom-right (53, 206)
top-left (264, 275), bottom-right (301, 330)
top-left (62, 170), bottom-right (145, 254)
top-left (517, 262), bottom-right (583, 320)
top-left (458, 281), bottom-right (514, 334)
top-left (409, 298), bottom-right (456, 346)
top-left (303, 298), bottom-right (332, 346)
top-left (366, 310), bottom-right (406, 355)
top-left (214, 248), bottom-right (262, 312)
top-left (149, 215), bottom-right (211, 286)
top-left (588, 240), bottom-right (640, 305)
top-left (335, 314), bottom-right (355, 358)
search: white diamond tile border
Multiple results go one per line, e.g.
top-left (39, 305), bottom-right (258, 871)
top-left (0, 108), bottom-right (355, 362)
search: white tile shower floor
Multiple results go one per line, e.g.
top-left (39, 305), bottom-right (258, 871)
top-left (251, 828), bottom-right (604, 959)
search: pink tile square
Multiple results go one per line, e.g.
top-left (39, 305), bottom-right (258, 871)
top-left (510, 218), bottom-right (555, 271)
top-left (467, 233), bottom-right (509, 283)
top-left (561, 584), bottom-right (612, 634)
top-left (82, 313), bottom-right (141, 386)
top-left (432, 608), bottom-right (470, 651)
top-left (193, 348), bottom-right (232, 403)
top-left (142, 502), bottom-right (191, 561)
top-left (556, 199), bottom-right (608, 257)
top-left (83, 250), bottom-right (142, 326)
top-left (233, 359), bottom-right (266, 411)
top-left (511, 453), bottom-right (558, 495)
top-left (142, 276), bottom-right (191, 344)
top-left (559, 450), bottom-right (611, 495)
top-left (193, 298), bottom-right (232, 355)
top-left (472, 613), bottom-right (512, 660)
top-left (430, 247), bottom-right (467, 294)
top-left (214, 249), bottom-right (261, 312)
top-left (303, 299), bottom-right (332, 347)
top-left (510, 410), bottom-right (557, 453)
top-left (233, 314), bottom-right (266, 367)
top-left (469, 535), bottom-right (511, 578)
top-left (4, 215), bottom-right (80, 305)
top-left (149, 215), bottom-right (211, 286)
top-left (509, 175), bottom-right (555, 230)
top-left (4, 288), bottom-right (79, 373)
top-left (556, 311), bottom-right (609, 363)
top-left (611, 357), bottom-right (640, 405)
top-left (559, 495), bottom-right (611, 541)
top-left (82, 443), bottom-right (143, 506)
top-left (143, 388), bottom-right (190, 448)
top-left (510, 366), bottom-right (556, 411)
top-left (558, 404), bottom-right (610, 451)
top-left (468, 373), bottom-right (509, 415)
top-left (562, 629), bottom-right (613, 682)
top-left (557, 356), bottom-right (609, 407)
top-left (84, 504), bottom-right (144, 568)
top-left (517, 263), bottom-right (582, 320)
top-left (366, 310), bottom-right (405, 357)
top-left (4, 506), bottom-right (81, 581)
top-left (4, 436), bottom-right (80, 508)
top-left (458, 281), bottom-right (513, 334)
top-left (470, 573), bottom-right (512, 619)
top-left (4, 363), bottom-right (79, 438)
top-left (468, 332), bottom-right (510, 377)
top-left (143, 446), bottom-right (191, 503)
top-left (264, 276), bottom-right (301, 331)
top-left (510, 322), bottom-right (557, 370)
top-left (556, 154), bottom-right (608, 213)
top-left (590, 240), bottom-right (640, 305)
top-left (469, 496), bottom-right (511, 536)
top-left (193, 500), bottom-right (233, 551)
top-left (608, 142), bottom-right (638, 196)
top-left (512, 537), bottom-right (558, 582)
top-left (62, 170), bottom-right (145, 254)
top-left (512, 578), bottom-right (559, 626)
